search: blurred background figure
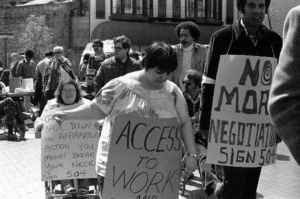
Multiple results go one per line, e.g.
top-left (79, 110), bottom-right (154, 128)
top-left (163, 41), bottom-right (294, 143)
top-left (0, 80), bottom-right (26, 141)
top-left (15, 50), bottom-right (36, 79)
top-left (87, 39), bottom-right (108, 72)
top-left (15, 50), bottom-right (36, 113)
top-left (34, 51), bottom-right (54, 115)
top-left (129, 51), bottom-right (143, 62)
top-left (79, 53), bottom-right (90, 82)
top-left (9, 52), bottom-right (20, 78)
top-left (43, 46), bottom-right (75, 102)
top-left (80, 69), bottom-right (96, 101)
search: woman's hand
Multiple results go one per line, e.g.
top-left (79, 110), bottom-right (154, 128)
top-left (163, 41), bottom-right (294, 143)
top-left (54, 111), bottom-right (67, 124)
top-left (182, 155), bottom-right (197, 181)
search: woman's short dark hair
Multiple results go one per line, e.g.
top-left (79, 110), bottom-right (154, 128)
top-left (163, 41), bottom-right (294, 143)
top-left (92, 39), bottom-right (103, 48)
top-left (142, 41), bottom-right (177, 73)
top-left (113, 35), bottom-right (131, 49)
top-left (175, 21), bottom-right (201, 41)
top-left (186, 69), bottom-right (202, 87)
top-left (237, 0), bottom-right (271, 14)
top-left (55, 78), bottom-right (83, 105)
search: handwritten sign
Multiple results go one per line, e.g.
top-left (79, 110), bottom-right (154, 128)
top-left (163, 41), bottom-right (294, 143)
top-left (207, 55), bottom-right (278, 167)
top-left (102, 115), bottom-right (182, 199)
top-left (41, 105), bottom-right (99, 181)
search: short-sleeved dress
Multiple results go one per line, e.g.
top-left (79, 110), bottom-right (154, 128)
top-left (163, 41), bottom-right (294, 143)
top-left (92, 75), bottom-right (189, 177)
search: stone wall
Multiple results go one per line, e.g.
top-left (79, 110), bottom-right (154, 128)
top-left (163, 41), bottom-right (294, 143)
top-left (0, 1), bottom-right (90, 75)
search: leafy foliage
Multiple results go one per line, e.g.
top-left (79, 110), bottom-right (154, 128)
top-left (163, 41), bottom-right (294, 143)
top-left (18, 15), bottom-right (55, 60)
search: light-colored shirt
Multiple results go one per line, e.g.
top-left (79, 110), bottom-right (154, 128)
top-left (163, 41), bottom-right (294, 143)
top-left (92, 74), bottom-right (189, 176)
top-left (179, 44), bottom-right (194, 90)
top-left (35, 57), bottom-right (51, 80)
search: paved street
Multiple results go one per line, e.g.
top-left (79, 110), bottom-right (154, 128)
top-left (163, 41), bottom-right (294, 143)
top-left (0, 127), bottom-right (300, 199)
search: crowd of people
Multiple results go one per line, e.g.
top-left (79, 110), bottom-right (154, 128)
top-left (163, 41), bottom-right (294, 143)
top-left (1, 0), bottom-right (300, 198)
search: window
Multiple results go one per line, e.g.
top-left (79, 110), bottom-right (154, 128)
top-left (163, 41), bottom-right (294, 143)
top-left (197, 0), bottom-right (205, 17)
top-left (158, 0), bottom-right (166, 18)
top-left (125, 0), bottom-right (133, 13)
top-left (186, 0), bottom-right (221, 20)
top-left (173, 0), bottom-right (181, 19)
top-left (111, 0), bottom-right (151, 16)
top-left (136, 0), bottom-right (142, 14)
top-left (96, 0), bottom-right (105, 19)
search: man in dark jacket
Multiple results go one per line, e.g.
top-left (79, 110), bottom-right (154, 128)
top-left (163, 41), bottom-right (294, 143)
top-left (94, 35), bottom-right (141, 93)
top-left (199, 0), bottom-right (282, 198)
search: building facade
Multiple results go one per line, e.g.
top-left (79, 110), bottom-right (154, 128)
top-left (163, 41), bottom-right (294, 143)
top-left (89, 0), bottom-right (238, 51)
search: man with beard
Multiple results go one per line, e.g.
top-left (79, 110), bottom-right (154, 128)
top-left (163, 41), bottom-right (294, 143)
top-left (171, 21), bottom-right (207, 91)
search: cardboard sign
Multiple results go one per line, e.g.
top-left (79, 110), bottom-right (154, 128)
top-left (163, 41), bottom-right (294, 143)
top-left (41, 105), bottom-right (99, 181)
top-left (102, 114), bottom-right (182, 199)
top-left (207, 55), bottom-right (278, 167)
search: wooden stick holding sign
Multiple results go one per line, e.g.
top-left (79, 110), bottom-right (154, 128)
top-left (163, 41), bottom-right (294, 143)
top-left (207, 55), bottom-right (278, 167)
top-left (103, 114), bottom-right (182, 199)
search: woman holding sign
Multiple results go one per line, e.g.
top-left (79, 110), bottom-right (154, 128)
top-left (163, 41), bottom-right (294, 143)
top-left (34, 79), bottom-right (93, 194)
top-left (54, 42), bottom-right (197, 198)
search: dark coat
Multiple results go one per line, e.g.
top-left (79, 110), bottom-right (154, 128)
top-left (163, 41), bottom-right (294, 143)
top-left (200, 18), bottom-right (282, 129)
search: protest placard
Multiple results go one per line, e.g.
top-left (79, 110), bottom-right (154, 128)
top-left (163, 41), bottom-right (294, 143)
top-left (41, 104), bottom-right (99, 181)
top-left (207, 55), bottom-right (278, 167)
top-left (102, 114), bottom-right (182, 199)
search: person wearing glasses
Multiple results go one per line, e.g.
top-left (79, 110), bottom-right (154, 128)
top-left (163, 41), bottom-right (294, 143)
top-left (94, 35), bottom-right (141, 93)
top-left (171, 21), bottom-right (207, 91)
top-left (80, 69), bottom-right (97, 101)
top-left (34, 78), bottom-right (92, 194)
top-left (182, 69), bottom-right (223, 198)
top-left (43, 46), bottom-right (75, 102)
top-left (87, 39), bottom-right (108, 72)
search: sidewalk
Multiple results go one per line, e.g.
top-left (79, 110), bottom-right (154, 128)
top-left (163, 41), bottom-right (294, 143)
top-left (0, 128), bottom-right (299, 199)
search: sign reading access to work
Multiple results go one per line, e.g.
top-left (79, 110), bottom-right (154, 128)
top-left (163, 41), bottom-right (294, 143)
top-left (102, 114), bottom-right (182, 199)
top-left (41, 105), bottom-right (99, 181)
top-left (207, 55), bottom-right (278, 167)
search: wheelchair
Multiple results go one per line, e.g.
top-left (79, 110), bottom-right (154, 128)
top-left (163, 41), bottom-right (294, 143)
top-left (45, 179), bottom-right (100, 199)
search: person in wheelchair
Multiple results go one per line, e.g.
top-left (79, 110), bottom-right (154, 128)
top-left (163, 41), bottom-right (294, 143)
top-left (0, 81), bottom-right (26, 141)
top-left (34, 78), bottom-right (97, 194)
top-left (182, 70), bottom-right (223, 198)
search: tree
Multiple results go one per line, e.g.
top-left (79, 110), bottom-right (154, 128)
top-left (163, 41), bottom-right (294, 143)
top-left (18, 15), bottom-right (55, 60)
